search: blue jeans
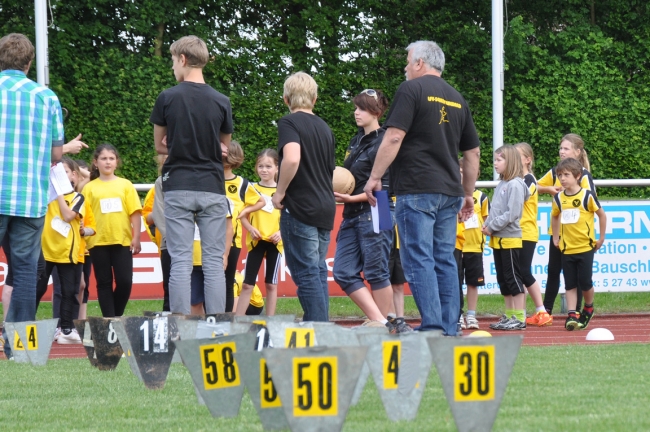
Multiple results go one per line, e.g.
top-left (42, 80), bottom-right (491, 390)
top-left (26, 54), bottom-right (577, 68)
top-left (280, 209), bottom-right (330, 322)
top-left (0, 215), bottom-right (45, 357)
top-left (396, 194), bottom-right (463, 335)
top-left (165, 191), bottom-right (228, 315)
top-left (333, 211), bottom-right (393, 295)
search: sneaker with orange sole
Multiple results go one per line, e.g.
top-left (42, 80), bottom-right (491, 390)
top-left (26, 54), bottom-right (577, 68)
top-left (525, 311), bottom-right (553, 327)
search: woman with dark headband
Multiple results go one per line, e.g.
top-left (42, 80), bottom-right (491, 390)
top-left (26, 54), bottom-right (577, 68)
top-left (332, 89), bottom-right (412, 333)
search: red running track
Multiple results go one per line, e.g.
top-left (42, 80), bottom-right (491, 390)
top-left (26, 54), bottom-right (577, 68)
top-left (1, 314), bottom-right (648, 360)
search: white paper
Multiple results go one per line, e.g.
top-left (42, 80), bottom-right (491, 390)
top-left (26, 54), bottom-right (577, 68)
top-left (51, 216), bottom-right (71, 237)
top-left (100, 198), bottom-right (123, 213)
top-left (371, 204), bottom-right (380, 233)
top-left (48, 162), bottom-right (74, 203)
top-left (464, 214), bottom-right (480, 229)
top-left (561, 209), bottom-right (580, 224)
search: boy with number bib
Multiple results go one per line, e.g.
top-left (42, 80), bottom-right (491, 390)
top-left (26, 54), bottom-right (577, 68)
top-left (551, 158), bottom-right (607, 331)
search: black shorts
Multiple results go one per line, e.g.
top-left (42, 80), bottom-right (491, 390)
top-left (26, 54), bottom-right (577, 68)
top-left (493, 247), bottom-right (525, 297)
top-left (245, 304), bottom-right (264, 315)
top-left (244, 240), bottom-right (281, 285)
top-left (519, 241), bottom-right (537, 288)
top-left (389, 243), bottom-right (406, 285)
top-left (460, 252), bottom-right (485, 286)
top-left (561, 250), bottom-right (595, 292)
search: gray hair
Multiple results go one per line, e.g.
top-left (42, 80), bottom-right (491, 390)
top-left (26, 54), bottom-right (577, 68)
top-left (406, 41), bottom-right (445, 73)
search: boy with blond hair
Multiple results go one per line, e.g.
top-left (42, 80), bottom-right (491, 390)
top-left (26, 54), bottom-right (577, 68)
top-left (150, 35), bottom-right (233, 314)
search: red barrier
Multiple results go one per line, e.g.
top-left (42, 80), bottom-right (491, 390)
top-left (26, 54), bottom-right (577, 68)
top-left (0, 205), bottom-right (411, 301)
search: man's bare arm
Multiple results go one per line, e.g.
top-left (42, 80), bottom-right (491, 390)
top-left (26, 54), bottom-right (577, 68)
top-left (363, 127), bottom-right (406, 205)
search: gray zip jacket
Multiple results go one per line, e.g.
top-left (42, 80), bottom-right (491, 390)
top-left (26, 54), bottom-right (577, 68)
top-left (483, 177), bottom-right (529, 238)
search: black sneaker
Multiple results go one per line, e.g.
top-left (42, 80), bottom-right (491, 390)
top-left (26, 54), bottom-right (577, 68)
top-left (565, 314), bottom-right (581, 331)
top-left (387, 317), bottom-right (414, 334)
top-left (579, 308), bottom-right (594, 330)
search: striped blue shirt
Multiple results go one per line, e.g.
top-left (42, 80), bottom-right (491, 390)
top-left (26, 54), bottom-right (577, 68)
top-left (0, 70), bottom-right (64, 217)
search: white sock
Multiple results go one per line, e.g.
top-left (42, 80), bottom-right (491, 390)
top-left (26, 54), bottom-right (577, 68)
top-left (535, 306), bottom-right (546, 313)
top-left (467, 310), bottom-right (476, 316)
top-left (380, 319), bottom-right (388, 325)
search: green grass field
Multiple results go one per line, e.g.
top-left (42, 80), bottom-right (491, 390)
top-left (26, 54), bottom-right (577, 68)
top-left (2, 291), bottom-right (648, 322)
top-left (0, 344), bottom-right (648, 431)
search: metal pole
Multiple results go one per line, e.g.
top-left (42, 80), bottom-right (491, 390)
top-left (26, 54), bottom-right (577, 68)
top-left (492, 0), bottom-right (503, 179)
top-left (34, 0), bottom-right (48, 86)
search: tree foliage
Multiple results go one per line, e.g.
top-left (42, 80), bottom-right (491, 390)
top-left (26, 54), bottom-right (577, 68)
top-left (1, 1), bottom-right (648, 196)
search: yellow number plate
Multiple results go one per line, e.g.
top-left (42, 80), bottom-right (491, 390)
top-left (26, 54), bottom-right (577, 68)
top-left (292, 356), bottom-right (338, 416)
top-left (13, 325), bottom-right (38, 351)
top-left (382, 340), bottom-right (401, 390)
top-left (454, 345), bottom-right (495, 402)
top-left (260, 358), bottom-right (282, 408)
top-left (200, 342), bottom-right (241, 390)
top-left (285, 328), bottom-right (315, 348)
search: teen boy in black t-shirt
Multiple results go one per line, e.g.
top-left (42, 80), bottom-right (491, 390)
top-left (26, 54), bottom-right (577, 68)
top-left (272, 72), bottom-right (336, 322)
top-left (151, 35), bottom-right (232, 315)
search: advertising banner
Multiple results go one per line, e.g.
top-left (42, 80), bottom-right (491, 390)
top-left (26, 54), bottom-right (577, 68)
top-left (1, 201), bottom-right (648, 301)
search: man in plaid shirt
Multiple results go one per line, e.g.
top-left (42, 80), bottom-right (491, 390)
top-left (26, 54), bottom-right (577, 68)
top-left (0, 33), bottom-right (64, 358)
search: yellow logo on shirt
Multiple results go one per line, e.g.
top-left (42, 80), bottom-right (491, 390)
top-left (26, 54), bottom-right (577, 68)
top-left (439, 106), bottom-right (449, 124)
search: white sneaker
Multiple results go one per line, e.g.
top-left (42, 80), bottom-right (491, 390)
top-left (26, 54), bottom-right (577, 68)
top-left (466, 315), bottom-right (480, 329)
top-left (458, 315), bottom-right (466, 330)
top-left (53, 327), bottom-right (61, 342)
top-left (58, 328), bottom-right (82, 344)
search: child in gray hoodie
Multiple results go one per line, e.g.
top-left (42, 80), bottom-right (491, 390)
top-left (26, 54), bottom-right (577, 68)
top-left (482, 145), bottom-right (530, 330)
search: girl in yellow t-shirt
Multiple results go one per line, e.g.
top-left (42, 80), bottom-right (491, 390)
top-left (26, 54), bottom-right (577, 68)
top-left (84, 144), bottom-right (142, 317)
top-left (514, 142), bottom-right (552, 327)
top-left (35, 157), bottom-right (86, 344)
top-left (236, 149), bottom-right (282, 316)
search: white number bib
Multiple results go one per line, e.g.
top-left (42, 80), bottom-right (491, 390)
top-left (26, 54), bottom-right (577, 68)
top-left (261, 195), bottom-right (274, 213)
top-left (561, 209), bottom-right (580, 224)
top-left (464, 214), bottom-right (480, 229)
top-left (100, 198), bottom-right (123, 213)
top-left (194, 224), bottom-right (201, 241)
top-left (51, 216), bottom-right (71, 238)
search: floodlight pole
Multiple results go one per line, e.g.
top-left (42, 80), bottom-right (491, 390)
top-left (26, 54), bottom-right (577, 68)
top-left (492, 0), bottom-right (504, 179)
top-left (35, 0), bottom-right (49, 86)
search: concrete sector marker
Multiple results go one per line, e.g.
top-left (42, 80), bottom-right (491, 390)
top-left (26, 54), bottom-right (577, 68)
top-left (234, 349), bottom-right (289, 430)
top-left (76, 317), bottom-right (123, 370)
top-left (174, 333), bottom-right (256, 418)
top-left (427, 335), bottom-right (523, 432)
top-left (9, 318), bottom-right (58, 366)
top-left (263, 345), bottom-right (368, 432)
top-left (114, 316), bottom-right (180, 389)
top-left (357, 332), bottom-right (439, 421)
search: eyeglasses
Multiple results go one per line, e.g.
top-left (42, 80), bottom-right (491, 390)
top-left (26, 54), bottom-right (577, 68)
top-left (361, 89), bottom-right (377, 100)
